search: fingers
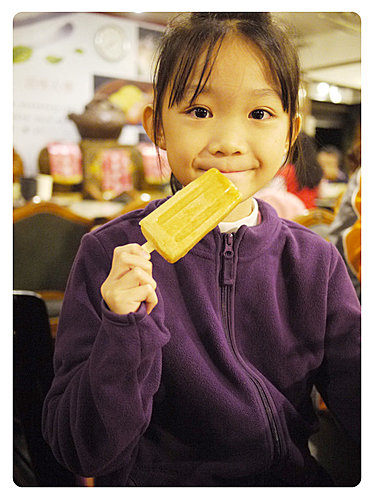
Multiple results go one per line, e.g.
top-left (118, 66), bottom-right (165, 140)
top-left (110, 244), bottom-right (152, 280)
top-left (109, 284), bottom-right (158, 316)
top-left (118, 265), bottom-right (157, 293)
top-left (101, 243), bottom-right (158, 316)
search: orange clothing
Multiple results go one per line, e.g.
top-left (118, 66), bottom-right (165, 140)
top-left (328, 168), bottom-right (361, 297)
top-left (342, 175), bottom-right (361, 282)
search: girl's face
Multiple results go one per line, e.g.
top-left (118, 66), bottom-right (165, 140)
top-left (144, 35), bottom-right (301, 221)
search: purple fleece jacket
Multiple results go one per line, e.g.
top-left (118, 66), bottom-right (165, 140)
top-left (42, 199), bottom-right (360, 486)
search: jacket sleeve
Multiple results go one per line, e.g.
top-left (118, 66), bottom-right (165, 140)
top-left (42, 232), bottom-right (171, 478)
top-left (315, 243), bottom-right (361, 444)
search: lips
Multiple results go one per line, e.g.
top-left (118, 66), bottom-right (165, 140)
top-left (194, 159), bottom-right (257, 174)
top-left (219, 169), bottom-right (250, 173)
top-left (198, 167), bottom-right (256, 174)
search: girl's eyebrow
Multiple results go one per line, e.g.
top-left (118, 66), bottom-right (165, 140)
top-left (184, 85), bottom-right (280, 100)
top-left (183, 83), bottom-right (210, 102)
top-left (250, 88), bottom-right (281, 98)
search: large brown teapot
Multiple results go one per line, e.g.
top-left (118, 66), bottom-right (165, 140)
top-left (68, 96), bottom-right (126, 140)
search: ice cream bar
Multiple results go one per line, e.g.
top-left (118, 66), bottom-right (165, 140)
top-left (140, 168), bottom-right (242, 263)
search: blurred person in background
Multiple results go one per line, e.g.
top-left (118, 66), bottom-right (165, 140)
top-left (317, 145), bottom-right (348, 182)
top-left (256, 131), bottom-right (323, 217)
top-left (327, 128), bottom-right (361, 300)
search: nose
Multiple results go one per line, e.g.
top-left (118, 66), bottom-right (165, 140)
top-left (207, 122), bottom-right (248, 157)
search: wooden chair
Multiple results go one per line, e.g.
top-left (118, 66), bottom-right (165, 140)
top-left (293, 208), bottom-right (335, 239)
top-left (13, 291), bottom-right (77, 485)
top-left (13, 201), bottom-right (94, 336)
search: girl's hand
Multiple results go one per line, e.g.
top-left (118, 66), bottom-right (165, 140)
top-left (101, 244), bottom-right (158, 315)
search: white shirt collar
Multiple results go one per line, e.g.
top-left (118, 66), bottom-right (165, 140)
top-left (218, 198), bottom-right (259, 233)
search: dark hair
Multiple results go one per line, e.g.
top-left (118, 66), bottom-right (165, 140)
top-left (151, 12), bottom-right (301, 193)
top-left (292, 132), bottom-right (323, 189)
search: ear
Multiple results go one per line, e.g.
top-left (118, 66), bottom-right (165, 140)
top-left (291, 113), bottom-right (302, 146)
top-left (283, 114), bottom-right (302, 156)
top-left (142, 104), bottom-right (166, 150)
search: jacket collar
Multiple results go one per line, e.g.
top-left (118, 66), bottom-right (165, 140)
top-left (187, 199), bottom-right (282, 262)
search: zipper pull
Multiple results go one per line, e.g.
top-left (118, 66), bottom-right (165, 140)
top-left (222, 233), bottom-right (235, 286)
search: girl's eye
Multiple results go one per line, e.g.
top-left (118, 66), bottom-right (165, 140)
top-left (188, 107), bottom-right (211, 119)
top-left (250, 109), bottom-right (272, 120)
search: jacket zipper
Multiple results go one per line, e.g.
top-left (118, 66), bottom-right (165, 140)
top-left (220, 232), bottom-right (282, 464)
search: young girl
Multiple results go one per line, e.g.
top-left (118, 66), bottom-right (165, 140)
top-left (42, 13), bottom-right (360, 486)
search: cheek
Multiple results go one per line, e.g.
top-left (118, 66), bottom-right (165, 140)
top-left (165, 129), bottom-right (200, 166)
top-left (262, 131), bottom-right (289, 162)
top-left (254, 139), bottom-right (286, 168)
top-left (164, 145), bottom-right (193, 186)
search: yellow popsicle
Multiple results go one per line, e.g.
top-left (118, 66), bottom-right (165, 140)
top-left (140, 168), bottom-right (242, 263)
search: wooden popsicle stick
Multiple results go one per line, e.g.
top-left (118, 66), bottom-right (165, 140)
top-left (142, 241), bottom-right (155, 254)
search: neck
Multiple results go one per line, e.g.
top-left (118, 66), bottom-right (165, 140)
top-left (222, 197), bottom-right (254, 222)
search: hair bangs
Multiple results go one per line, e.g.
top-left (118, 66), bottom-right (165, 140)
top-left (168, 34), bottom-right (226, 109)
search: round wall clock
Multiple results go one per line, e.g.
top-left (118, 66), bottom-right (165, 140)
top-left (94, 24), bottom-right (130, 62)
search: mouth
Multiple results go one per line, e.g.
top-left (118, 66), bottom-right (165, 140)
top-left (220, 169), bottom-right (250, 173)
top-left (198, 167), bottom-right (256, 174)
